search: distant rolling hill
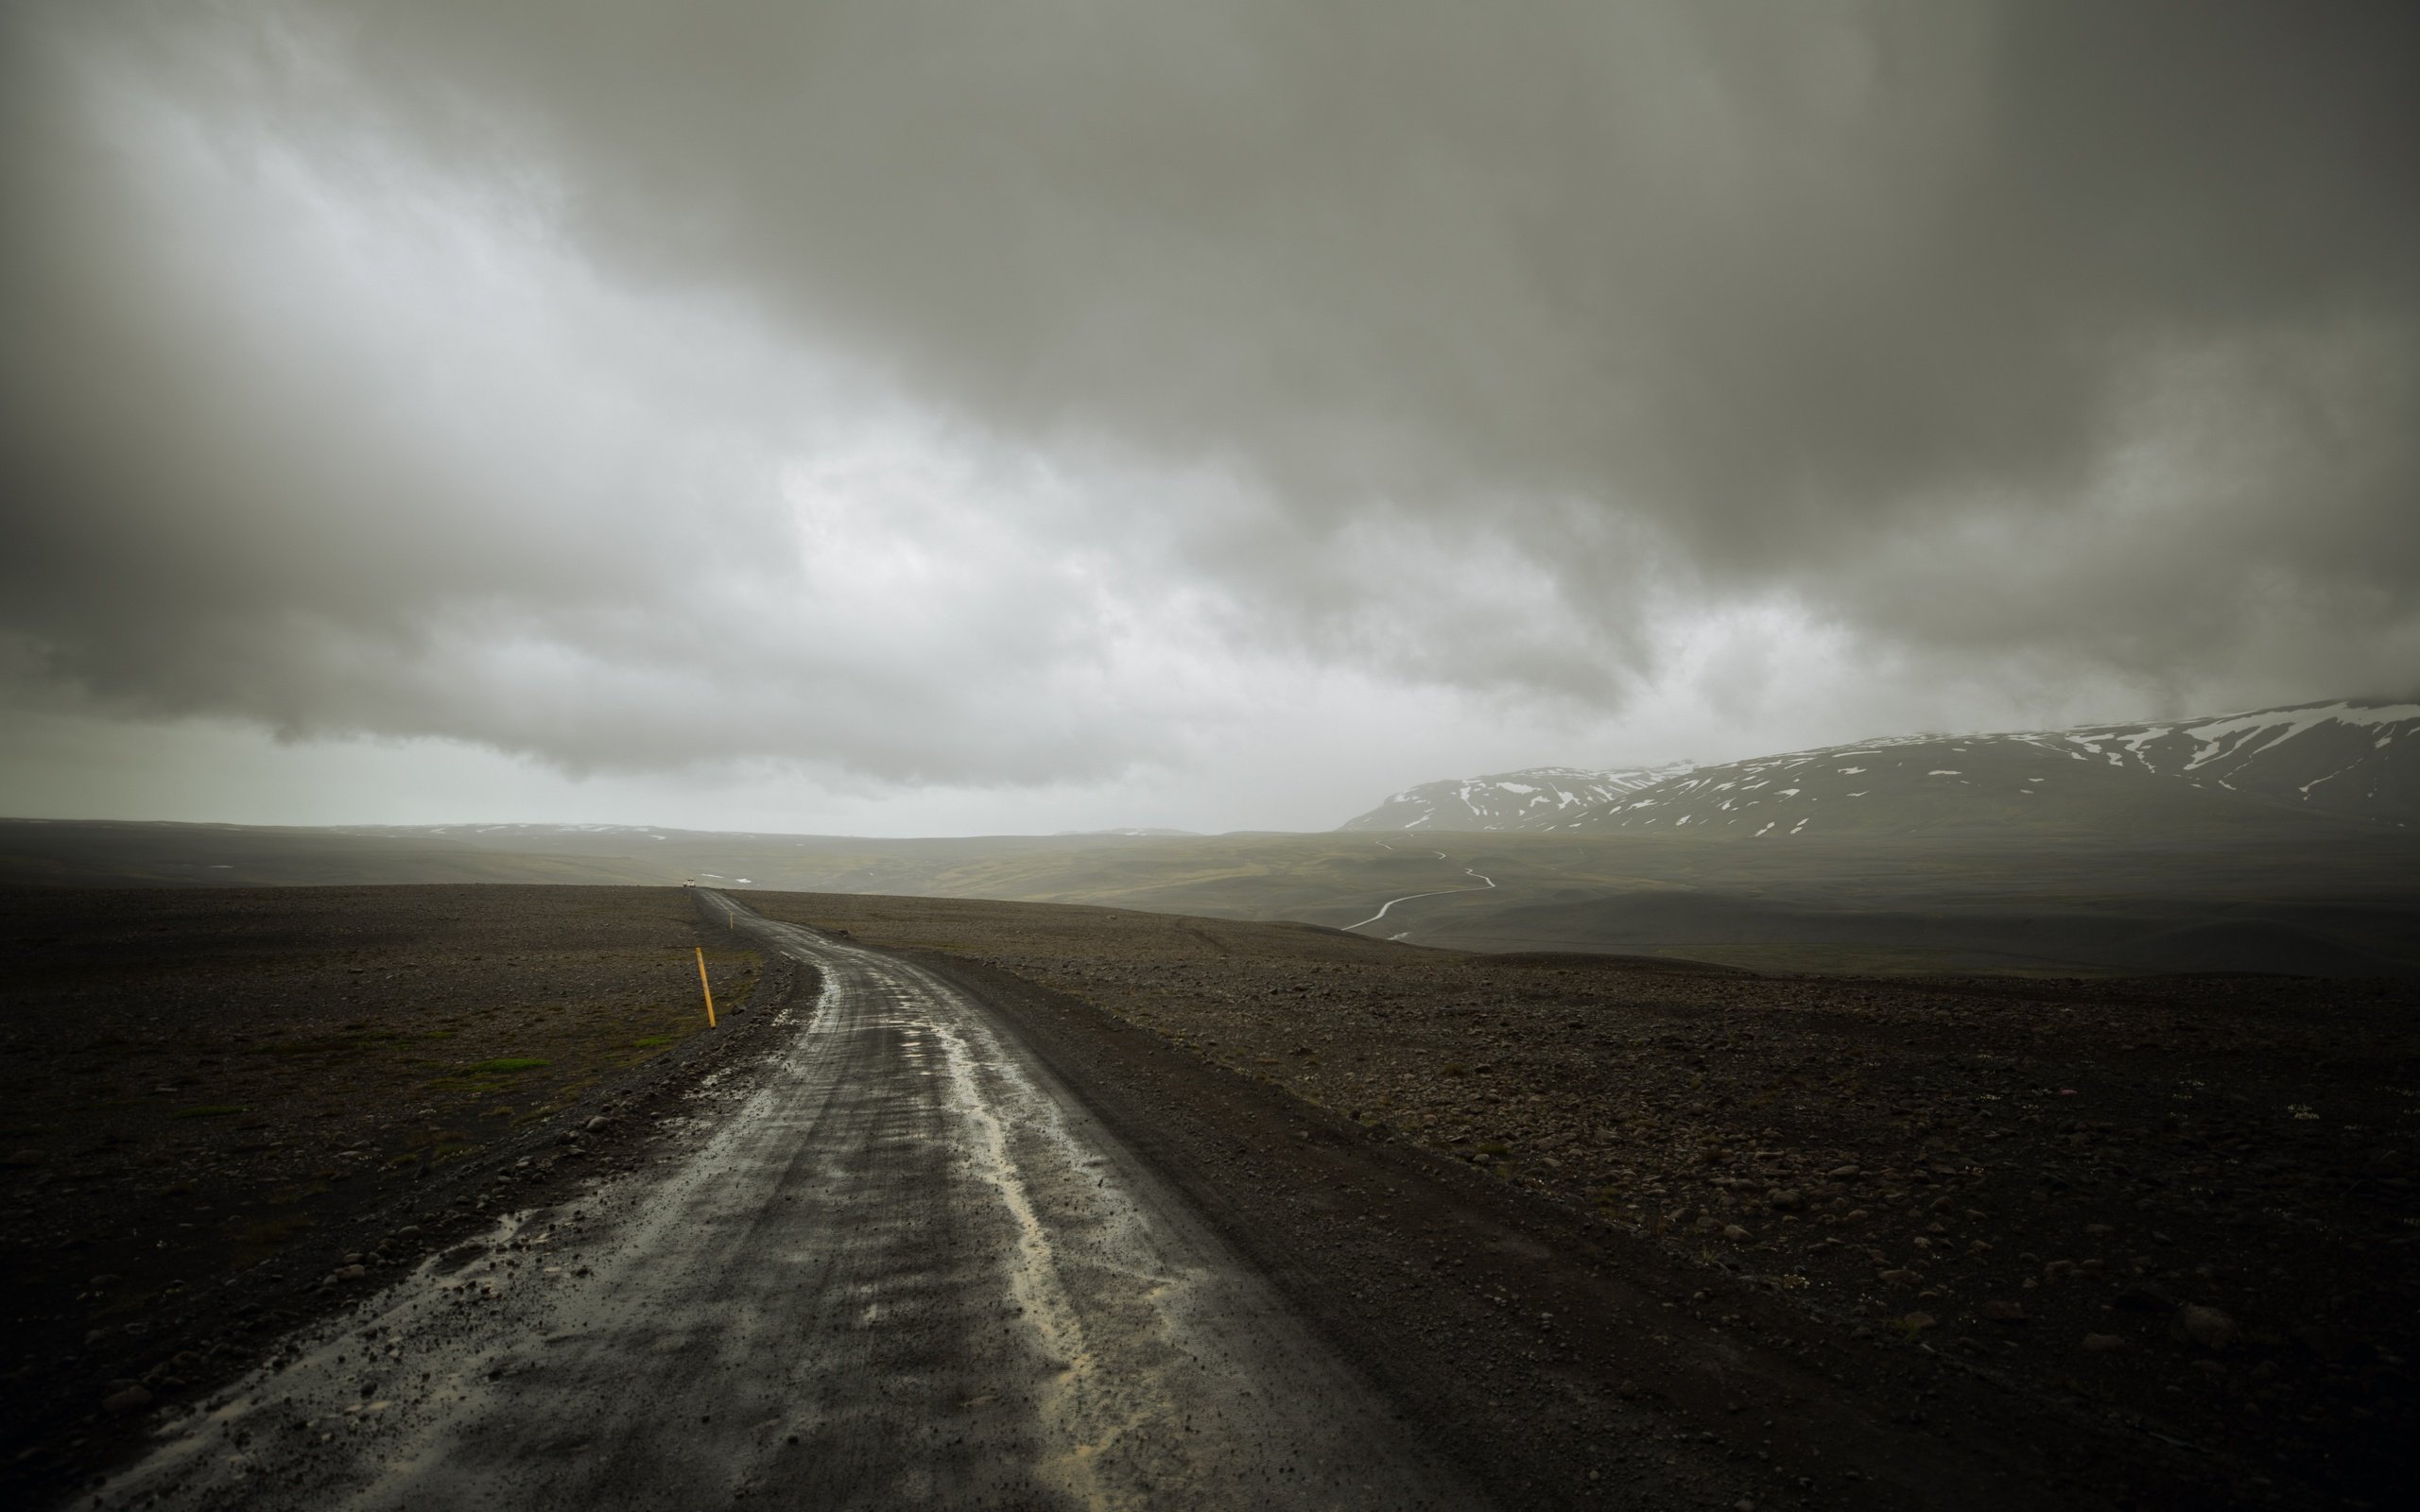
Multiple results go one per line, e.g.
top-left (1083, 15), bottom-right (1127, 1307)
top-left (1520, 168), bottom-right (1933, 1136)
top-left (1339, 764), bottom-right (1692, 832)
top-left (8, 697), bottom-right (2417, 977)
top-left (5, 816), bottom-right (2417, 976)
top-left (1340, 698), bottom-right (2420, 837)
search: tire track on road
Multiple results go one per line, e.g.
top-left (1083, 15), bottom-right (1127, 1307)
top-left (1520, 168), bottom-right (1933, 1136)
top-left (97, 891), bottom-right (1476, 1512)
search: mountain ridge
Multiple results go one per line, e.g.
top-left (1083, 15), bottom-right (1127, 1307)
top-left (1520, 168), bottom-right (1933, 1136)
top-left (1338, 763), bottom-right (1693, 833)
top-left (1338, 697), bottom-right (2420, 836)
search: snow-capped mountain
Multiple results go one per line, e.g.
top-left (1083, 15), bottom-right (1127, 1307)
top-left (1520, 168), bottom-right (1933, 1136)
top-left (1338, 764), bottom-right (1694, 832)
top-left (2050, 700), bottom-right (2420, 822)
top-left (1340, 699), bottom-right (2420, 836)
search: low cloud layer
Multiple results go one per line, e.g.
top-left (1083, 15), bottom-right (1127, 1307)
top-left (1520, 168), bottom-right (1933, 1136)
top-left (4, 2), bottom-right (2416, 826)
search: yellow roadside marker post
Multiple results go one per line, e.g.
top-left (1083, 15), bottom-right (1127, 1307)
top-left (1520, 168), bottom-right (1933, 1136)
top-left (695, 946), bottom-right (717, 1027)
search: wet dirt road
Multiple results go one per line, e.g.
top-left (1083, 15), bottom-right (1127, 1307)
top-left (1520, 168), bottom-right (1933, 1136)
top-left (94, 891), bottom-right (1476, 1510)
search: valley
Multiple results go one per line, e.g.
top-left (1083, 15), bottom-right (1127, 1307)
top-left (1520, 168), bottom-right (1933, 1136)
top-left (9, 818), bottom-right (2416, 977)
top-left (9, 698), bottom-right (2413, 978)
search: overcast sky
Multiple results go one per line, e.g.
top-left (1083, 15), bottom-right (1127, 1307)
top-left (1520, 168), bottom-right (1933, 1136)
top-left (5, 2), bottom-right (2416, 834)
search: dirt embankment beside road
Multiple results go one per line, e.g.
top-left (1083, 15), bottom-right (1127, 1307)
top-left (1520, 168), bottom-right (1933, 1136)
top-left (0, 885), bottom-right (779, 1498)
top-left (758, 890), bottom-right (2420, 1512)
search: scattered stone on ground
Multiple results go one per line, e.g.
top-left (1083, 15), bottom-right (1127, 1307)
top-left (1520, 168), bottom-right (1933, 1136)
top-left (768, 889), bottom-right (2420, 1511)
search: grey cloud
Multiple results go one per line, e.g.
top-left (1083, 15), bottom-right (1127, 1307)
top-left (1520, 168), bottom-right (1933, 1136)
top-left (5, 1), bottom-right (2417, 791)
top-left (299, 0), bottom-right (2420, 673)
top-left (0, 11), bottom-right (1186, 784)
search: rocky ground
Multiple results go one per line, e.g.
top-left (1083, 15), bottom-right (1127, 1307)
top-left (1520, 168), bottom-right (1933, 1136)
top-left (768, 891), bottom-right (2420, 1511)
top-left (0, 885), bottom-right (778, 1503)
top-left (7, 882), bottom-right (2413, 1510)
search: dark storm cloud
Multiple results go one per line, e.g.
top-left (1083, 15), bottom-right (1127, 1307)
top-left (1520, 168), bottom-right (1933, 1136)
top-left (327, 3), bottom-right (2420, 585)
top-left (5, 1), bottom-right (2417, 788)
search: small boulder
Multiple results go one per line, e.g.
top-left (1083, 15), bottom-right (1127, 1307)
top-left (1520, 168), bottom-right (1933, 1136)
top-left (2174, 1305), bottom-right (2237, 1351)
top-left (102, 1385), bottom-right (152, 1415)
top-left (1980, 1300), bottom-right (2027, 1324)
top-left (2082, 1333), bottom-right (2129, 1353)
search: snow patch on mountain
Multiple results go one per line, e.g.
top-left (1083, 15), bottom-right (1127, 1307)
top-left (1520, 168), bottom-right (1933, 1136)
top-left (1340, 763), bottom-right (1694, 832)
top-left (1340, 698), bottom-right (2420, 836)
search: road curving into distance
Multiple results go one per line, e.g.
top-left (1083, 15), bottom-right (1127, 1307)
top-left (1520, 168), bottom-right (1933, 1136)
top-left (1344, 855), bottom-right (1497, 935)
top-left (92, 890), bottom-right (1478, 1511)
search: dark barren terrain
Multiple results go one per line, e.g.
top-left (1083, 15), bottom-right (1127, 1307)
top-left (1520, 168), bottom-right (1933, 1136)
top-left (0, 885), bottom-right (774, 1502)
top-left (2, 882), bottom-right (2413, 1509)
top-left (759, 892), bottom-right (2420, 1509)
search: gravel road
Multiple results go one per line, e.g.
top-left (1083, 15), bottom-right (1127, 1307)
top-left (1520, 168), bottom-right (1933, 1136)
top-left (90, 891), bottom-right (1476, 1510)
